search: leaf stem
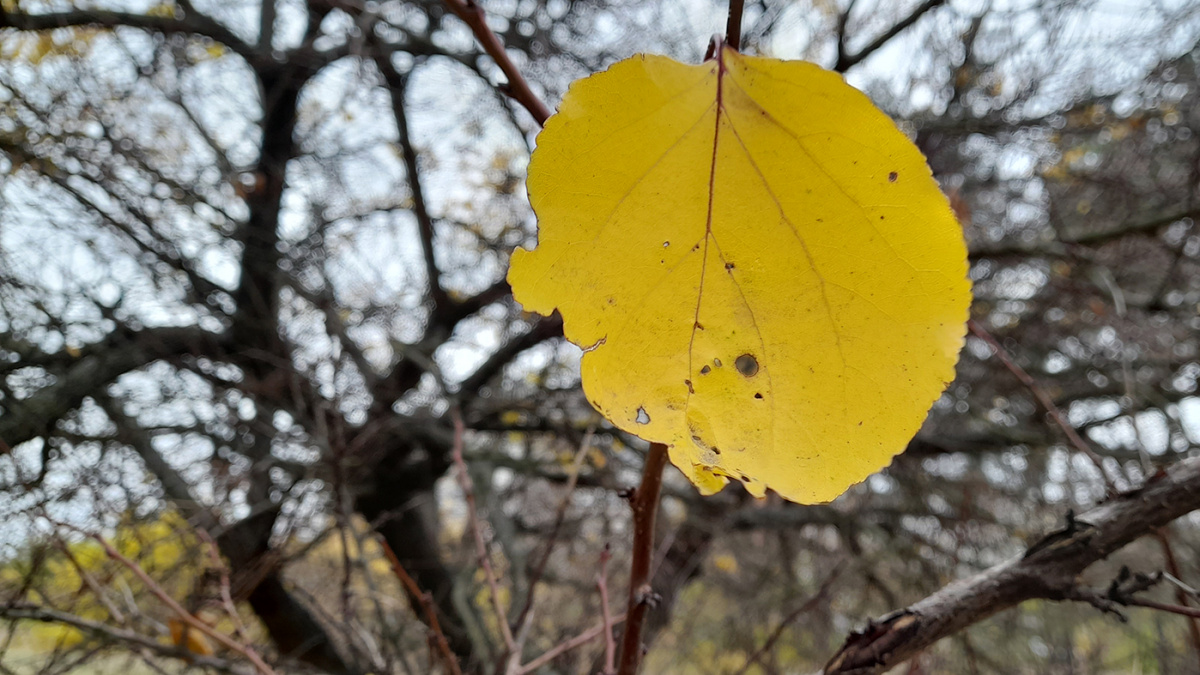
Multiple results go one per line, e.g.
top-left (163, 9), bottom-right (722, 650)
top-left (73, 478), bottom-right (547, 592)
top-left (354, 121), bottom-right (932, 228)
top-left (615, 442), bottom-right (670, 675)
top-left (724, 0), bottom-right (745, 52)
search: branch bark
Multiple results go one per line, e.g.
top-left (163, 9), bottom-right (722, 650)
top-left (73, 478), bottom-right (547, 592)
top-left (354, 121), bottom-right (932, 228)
top-left (822, 454), bottom-right (1200, 674)
top-left (0, 6), bottom-right (259, 62)
top-left (0, 326), bottom-right (219, 450)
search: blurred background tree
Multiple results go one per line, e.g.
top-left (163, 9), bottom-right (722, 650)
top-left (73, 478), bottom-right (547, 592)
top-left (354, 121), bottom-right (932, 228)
top-left (3, 0), bottom-right (1200, 673)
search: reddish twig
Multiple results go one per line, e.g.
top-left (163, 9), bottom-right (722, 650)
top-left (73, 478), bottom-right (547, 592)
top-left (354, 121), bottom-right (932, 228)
top-left (440, 0), bottom-right (552, 126)
top-left (968, 319), bottom-right (1118, 490)
top-left (733, 567), bottom-right (842, 675)
top-left (60, 525), bottom-right (276, 675)
top-left (597, 545), bottom-right (616, 675)
top-left (378, 536), bottom-right (464, 675)
top-left (1154, 527), bottom-right (1200, 666)
top-left (1124, 596), bottom-right (1200, 619)
top-left (50, 533), bottom-right (127, 625)
top-left (615, 442), bottom-right (670, 675)
top-left (450, 407), bottom-right (517, 653)
top-left (516, 611), bottom-right (628, 674)
top-left (511, 426), bottom-right (596, 644)
top-left (196, 530), bottom-right (253, 644)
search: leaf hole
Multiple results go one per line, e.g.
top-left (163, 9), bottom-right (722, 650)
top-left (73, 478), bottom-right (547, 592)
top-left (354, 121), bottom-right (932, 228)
top-left (663, 241), bottom-right (670, 247)
top-left (713, 358), bottom-right (722, 367)
top-left (754, 392), bottom-right (763, 400)
top-left (699, 365), bottom-right (711, 375)
top-left (735, 354), bottom-right (759, 377)
top-left (635, 407), bottom-right (650, 425)
top-left (724, 262), bottom-right (735, 271)
top-left (888, 171), bottom-right (898, 182)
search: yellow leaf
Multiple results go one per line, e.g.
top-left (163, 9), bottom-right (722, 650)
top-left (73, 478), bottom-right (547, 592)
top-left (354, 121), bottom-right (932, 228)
top-left (508, 47), bottom-right (969, 504)
top-left (711, 552), bottom-right (738, 573)
top-left (145, 2), bottom-right (176, 17)
top-left (168, 618), bottom-right (215, 656)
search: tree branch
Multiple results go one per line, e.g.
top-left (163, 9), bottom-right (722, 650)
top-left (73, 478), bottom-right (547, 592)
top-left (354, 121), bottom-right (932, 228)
top-left (440, 0), bottom-right (552, 125)
top-left (0, 6), bottom-right (259, 63)
top-left (834, 0), bottom-right (946, 72)
top-left (822, 453), bottom-right (1200, 674)
top-left (0, 603), bottom-right (240, 673)
top-left (0, 327), bottom-right (220, 450)
top-left (375, 58), bottom-right (453, 317)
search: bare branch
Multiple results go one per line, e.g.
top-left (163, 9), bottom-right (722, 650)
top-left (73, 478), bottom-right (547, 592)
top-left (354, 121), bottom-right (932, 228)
top-left (0, 6), bottom-right (259, 63)
top-left (834, 0), bottom-right (947, 72)
top-left (0, 603), bottom-right (240, 673)
top-left (822, 454), bottom-right (1200, 674)
top-left (439, 0), bottom-right (552, 125)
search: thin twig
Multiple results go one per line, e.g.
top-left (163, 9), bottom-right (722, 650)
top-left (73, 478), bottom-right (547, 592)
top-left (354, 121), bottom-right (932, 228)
top-left (834, 0), bottom-right (947, 72)
top-left (0, 603), bottom-right (239, 673)
top-left (440, 0), bottom-right (552, 125)
top-left (57, 524), bottom-right (276, 675)
top-left (1154, 527), bottom-right (1200, 666)
top-left (196, 530), bottom-right (253, 644)
top-left (968, 320), bottom-right (1118, 491)
top-left (451, 407), bottom-right (517, 653)
top-left (384, 64), bottom-right (452, 316)
top-left (597, 545), bottom-right (616, 675)
top-left (1163, 572), bottom-right (1200, 601)
top-left (615, 442), bottom-right (670, 675)
top-left (50, 533), bottom-right (127, 625)
top-left (516, 612), bottom-right (628, 674)
top-left (733, 567), bottom-right (841, 675)
top-left (378, 536), bottom-right (465, 675)
top-left (1123, 596), bottom-right (1200, 619)
top-left (511, 426), bottom-right (596, 642)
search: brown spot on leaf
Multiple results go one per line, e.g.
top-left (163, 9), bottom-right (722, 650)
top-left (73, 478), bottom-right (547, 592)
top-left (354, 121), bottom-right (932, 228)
top-left (888, 171), bottom-right (898, 182)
